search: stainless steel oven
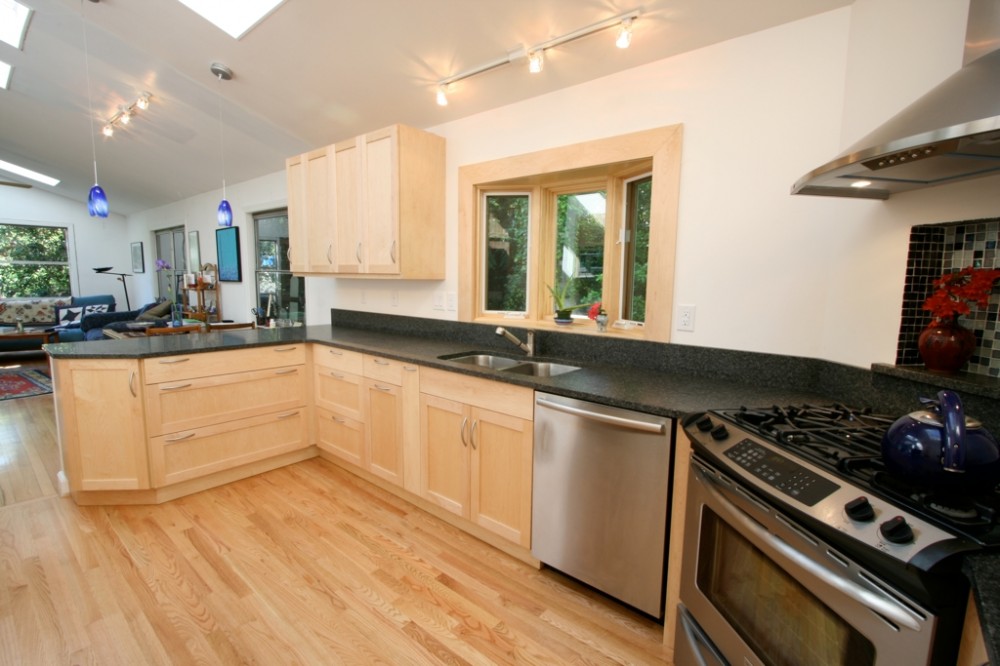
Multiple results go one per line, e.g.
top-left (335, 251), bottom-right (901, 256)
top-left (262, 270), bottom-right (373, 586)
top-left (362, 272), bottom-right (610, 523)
top-left (676, 456), bottom-right (937, 666)
top-left (674, 405), bottom-right (982, 666)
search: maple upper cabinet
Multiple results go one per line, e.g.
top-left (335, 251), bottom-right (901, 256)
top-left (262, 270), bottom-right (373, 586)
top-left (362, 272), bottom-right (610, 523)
top-left (287, 124), bottom-right (445, 279)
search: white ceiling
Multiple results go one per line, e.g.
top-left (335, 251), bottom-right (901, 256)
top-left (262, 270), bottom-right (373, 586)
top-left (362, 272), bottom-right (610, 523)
top-left (0, 0), bottom-right (851, 215)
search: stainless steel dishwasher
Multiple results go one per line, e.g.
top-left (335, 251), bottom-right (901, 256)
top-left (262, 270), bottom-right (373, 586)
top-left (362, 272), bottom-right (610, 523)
top-left (532, 392), bottom-right (673, 618)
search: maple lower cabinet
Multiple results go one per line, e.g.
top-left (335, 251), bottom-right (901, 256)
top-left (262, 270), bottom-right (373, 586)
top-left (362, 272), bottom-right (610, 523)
top-left (143, 345), bottom-right (308, 487)
top-left (54, 358), bottom-right (149, 493)
top-left (419, 368), bottom-right (533, 548)
top-left (313, 346), bottom-right (365, 465)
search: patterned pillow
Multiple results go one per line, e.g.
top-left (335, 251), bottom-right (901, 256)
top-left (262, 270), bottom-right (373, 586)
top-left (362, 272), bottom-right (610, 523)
top-left (55, 303), bottom-right (112, 327)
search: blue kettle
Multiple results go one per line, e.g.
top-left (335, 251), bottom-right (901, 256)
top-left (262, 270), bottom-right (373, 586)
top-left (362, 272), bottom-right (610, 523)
top-left (881, 390), bottom-right (1000, 488)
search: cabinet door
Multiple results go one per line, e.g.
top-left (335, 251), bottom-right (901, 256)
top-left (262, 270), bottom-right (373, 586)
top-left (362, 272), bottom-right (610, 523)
top-left (333, 137), bottom-right (363, 273)
top-left (54, 359), bottom-right (149, 492)
top-left (304, 147), bottom-right (335, 273)
top-left (419, 393), bottom-right (469, 517)
top-left (470, 407), bottom-right (533, 547)
top-left (362, 127), bottom-right (399, 274)
top-left (314, 367), bottom-right (363, 420)
top-left (285, 154), bottom-right (309, 274)
top-left (316, 407), bottom-right (365, 467)
top-left (365, 379), bottom-right (403, 486)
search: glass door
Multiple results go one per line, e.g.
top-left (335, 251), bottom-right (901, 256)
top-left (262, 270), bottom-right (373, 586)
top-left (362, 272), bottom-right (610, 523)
top-left (254, 210), bottom-right (305, 324)
top-left (154, 227), bottom-right (186, 305)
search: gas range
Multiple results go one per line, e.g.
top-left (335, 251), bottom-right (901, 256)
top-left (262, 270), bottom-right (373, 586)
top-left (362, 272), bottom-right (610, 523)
top-left (683, 404), bottom-right (999, 575)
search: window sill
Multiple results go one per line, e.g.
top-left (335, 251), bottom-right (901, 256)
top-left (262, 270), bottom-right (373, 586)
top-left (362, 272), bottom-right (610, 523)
top-left (473, 315), bottom-right (649, 340)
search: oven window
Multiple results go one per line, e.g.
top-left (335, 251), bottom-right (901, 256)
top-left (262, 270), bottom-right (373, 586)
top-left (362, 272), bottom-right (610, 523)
top-left (697, 509), bottom-right (875, 666)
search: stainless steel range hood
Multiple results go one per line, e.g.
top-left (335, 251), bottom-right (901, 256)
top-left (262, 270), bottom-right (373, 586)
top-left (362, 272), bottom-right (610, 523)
top-left (792, 0), bottom-right (1000, 199)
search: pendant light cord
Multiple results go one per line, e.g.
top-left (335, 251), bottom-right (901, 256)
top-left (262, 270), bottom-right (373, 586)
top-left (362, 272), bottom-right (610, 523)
top-left (80, 0), bottom-right (99, 184)
top-left (217, 74), bottom-right (226, 200)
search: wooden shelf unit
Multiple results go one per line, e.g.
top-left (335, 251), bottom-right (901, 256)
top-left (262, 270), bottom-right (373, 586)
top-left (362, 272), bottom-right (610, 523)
top-left (182, 283), bottom-right (220, 323)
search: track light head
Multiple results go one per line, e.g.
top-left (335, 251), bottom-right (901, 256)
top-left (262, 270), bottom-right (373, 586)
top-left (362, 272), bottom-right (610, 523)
top-left (528, 51), bottom-right (544, 74)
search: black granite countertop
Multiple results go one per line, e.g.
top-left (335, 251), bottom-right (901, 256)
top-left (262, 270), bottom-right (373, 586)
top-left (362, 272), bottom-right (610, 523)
top-left (44, 314), bottom-right (1000, 656)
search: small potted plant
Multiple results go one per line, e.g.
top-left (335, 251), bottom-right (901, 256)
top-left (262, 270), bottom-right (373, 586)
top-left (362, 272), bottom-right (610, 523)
top-left (548, 279), bottom-right (577, 324)
top-left (919, 266), bottom-right (1000, 373)
top-left (588, 302), bottom-right (608, 332)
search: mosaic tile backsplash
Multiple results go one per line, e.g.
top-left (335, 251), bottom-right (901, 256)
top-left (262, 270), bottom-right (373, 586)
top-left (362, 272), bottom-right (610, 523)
top-left (895, 217), bottom-right (1000, 377)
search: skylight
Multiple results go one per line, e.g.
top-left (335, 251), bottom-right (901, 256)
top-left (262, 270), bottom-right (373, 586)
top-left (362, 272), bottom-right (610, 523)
top-left (0, 0), bottom-right (31, 50)
top-left (0, 158), bottom-right (60, 187)
top-left (0, 60), bottom-right (10, 89)
top-left (175, 0), bottom-right (285, 39)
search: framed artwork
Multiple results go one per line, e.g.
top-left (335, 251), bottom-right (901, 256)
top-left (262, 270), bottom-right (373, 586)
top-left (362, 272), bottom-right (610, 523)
top-left (130, 241), bottom-right (144, 273)
top-left (188, 230), bottom-right (200, 270)
top-left (216, 227), bottom-right (242, 282)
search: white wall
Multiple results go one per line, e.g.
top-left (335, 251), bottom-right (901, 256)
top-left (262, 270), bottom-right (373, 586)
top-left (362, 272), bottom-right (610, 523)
top-left (0, 185), bottom-right (131, 301)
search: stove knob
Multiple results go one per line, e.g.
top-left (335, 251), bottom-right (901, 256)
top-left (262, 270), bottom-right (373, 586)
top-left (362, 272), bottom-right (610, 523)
top-left (710, 424), bottom-right (729, 441)
top-left (845, 496), bottom-right (875, 522)
top-left (696, 416), bottom-right (713, 432)
top-left (879, 516), bottom-right (914, 545)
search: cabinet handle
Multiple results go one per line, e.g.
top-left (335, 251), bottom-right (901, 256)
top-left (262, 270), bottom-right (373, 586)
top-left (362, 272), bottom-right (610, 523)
top-left (277, 410), bottom-right (299, 419)
top-left (128, 370), bottom-right (137, 397)
top-left (328, 349), bottom-right (343, 356)
top-left (390, 240), bottom-right (397, 264)
top-left (286, 247), bottom-right (292, 263)
top-left (403, 365), bottom-right (418, 372)
top-left (460, 416), bottom-right (469, 447)
top-left (165, 432), bottom-right (196, 443)
top-left (273, 346), bottom-right (298, 352)
top-left (356, 242), bottom-right (362, 263)
top-left (274, 368), bottom-right (297, 376)
top-left (330, 371), bottom-right (345, 380)
top-left (470, 419), bottom-right (479, 450)
top-left (373, 384), bottom-right (391, 392)
top-left (158, 357), bottom-right (190, 364)
top-left (161, 382), bottom-right (192, 391)
top-left (326, 243), bottom-right (333, 264)
top-left (332, 415), bottom-right (346, 424)
top-left (373, 358), bottom-right (390, 366)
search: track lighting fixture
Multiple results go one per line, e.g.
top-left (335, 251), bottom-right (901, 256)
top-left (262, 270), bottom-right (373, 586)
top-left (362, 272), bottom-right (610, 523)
top-left (434, 9), bottom-right (639, 105)
top-left (100, 92), bottom-right (153, 138)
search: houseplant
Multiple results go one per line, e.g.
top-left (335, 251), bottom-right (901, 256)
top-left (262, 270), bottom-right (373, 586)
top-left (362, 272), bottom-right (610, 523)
top-left (548, 279), bottom-right (579, 324)
top-left (919, 266), bottom-right (1000, 374)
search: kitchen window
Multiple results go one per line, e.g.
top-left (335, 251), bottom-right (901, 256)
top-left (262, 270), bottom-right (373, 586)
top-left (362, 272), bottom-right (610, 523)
top-left (0, 223), bottom-right (71, 297)
top-left (459, 125), bottom-right (681, 342)
top-left (254, 209), bottom-right (305, 323)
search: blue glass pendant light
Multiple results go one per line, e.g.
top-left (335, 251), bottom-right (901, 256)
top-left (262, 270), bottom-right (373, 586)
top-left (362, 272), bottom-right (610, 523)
top-left (212, 63), bottom-right (234, 227)
top-left (88, 180), bottom-right (108, 217)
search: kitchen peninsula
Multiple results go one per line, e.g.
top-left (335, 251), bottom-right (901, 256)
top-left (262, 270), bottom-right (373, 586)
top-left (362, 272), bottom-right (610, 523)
top-left (45, 310), bottom-right (1000, 664)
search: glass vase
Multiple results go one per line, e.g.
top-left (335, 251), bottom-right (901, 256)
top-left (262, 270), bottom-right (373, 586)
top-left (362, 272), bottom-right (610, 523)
top-left (596, 313), bottom-right (608, 332)
top-left (170, 303), bottom-right (184, 327)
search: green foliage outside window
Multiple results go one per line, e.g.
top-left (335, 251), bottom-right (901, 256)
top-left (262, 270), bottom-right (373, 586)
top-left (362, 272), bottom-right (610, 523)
top-left (554, 192), bottom-right (605, 313)
top-left (0, 223), bottom-right (71, 297)
top-left (484, 194), bottom-right (529, 312)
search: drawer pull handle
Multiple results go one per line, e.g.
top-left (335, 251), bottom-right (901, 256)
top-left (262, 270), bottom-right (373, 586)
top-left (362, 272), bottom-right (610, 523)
top-left (278, 411), bottom-right (299, 419)
top-left (161, 383), bottom-right (192, 391)
top-left (158, 357), bottom-right (190, 365)
top-left (274, 347), bottom-right (298, 353)
top-left (403, 365), bottom-right (418, 372)
top-left (128, 370), bottom-right (137, 397)
top-left (330, 371), bottom-right (344, 379)
top-left (165, 432), bottom-right (195, 443)
top-left (373, 358), bottom-right (390, 366)
top-left (328, 349), bottom-right (343, 356)
top-left (332, 415), bottom-right (346, 424)
top-left (275, 368), bottom-right (297, 376)
top-left (373, 384), bottom-right (391, 392)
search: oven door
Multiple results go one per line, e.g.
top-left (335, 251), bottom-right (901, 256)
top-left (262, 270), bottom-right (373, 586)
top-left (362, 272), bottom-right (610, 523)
top-left (675, 457), bottom-right (938, 666)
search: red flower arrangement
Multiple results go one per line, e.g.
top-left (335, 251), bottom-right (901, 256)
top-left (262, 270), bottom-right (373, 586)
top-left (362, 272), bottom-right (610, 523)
top-left (588, 302), bottom-right (606, 320)
top-left (922, 266), bottom-right (1000, 324)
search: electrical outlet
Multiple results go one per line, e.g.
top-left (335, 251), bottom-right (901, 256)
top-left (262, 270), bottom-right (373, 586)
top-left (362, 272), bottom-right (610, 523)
top-left (678, 305), bottom-right (696, 332)
top-left (391, 290), bottom-right (399, 307)
top-left (446, 292), bottom-right (457, 311)
top-left (433, 292), bottom-right (444, 310)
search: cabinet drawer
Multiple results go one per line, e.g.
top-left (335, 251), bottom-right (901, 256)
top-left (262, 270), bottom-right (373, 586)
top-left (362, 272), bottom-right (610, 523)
top-left (144, 345), bottom-right (306, 384)
top-left (312, 345), bottom-right (364, 374)
top-left (145, 366), bottom-right (306, 437)
top-left (313, 366), bottom-right (363, 420)
top-left (364, 354), bottom-right (404, 384)
top-left (149, 408), bottom-right (307, 487)
top-left (315, 407), bottom-right (365, 467)
top-left (420, 367), bottom-right (534, 421)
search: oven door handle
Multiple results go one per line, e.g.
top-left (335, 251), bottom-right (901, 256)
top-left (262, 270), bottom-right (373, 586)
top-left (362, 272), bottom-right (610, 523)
top-left (694, 464), bottom-right (923, 632)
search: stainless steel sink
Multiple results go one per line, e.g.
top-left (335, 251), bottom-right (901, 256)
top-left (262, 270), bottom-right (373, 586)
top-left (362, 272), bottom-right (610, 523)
top-left (439, 352), bottom-right (523, 370)
top-left (504, 361), bottom-right (581, 377)
top-left (439, 352), bottom-right (581, 377)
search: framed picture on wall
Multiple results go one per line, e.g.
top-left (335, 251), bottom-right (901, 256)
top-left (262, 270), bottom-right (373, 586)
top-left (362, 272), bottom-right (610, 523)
top-left (216, 227), bottom-right (242, 282)
top-left (131, 241), bottom-right (144, 273)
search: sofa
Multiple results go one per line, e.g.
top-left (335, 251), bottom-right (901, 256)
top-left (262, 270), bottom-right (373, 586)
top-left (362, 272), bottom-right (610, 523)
top-left (80, 299), bottom-right (174, 340)
top-left (0, 294), bottom-right (116, 351)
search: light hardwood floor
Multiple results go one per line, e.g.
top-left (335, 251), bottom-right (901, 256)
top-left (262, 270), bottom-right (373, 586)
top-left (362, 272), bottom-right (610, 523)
top-left (0, 358), bottom-right (670, 665)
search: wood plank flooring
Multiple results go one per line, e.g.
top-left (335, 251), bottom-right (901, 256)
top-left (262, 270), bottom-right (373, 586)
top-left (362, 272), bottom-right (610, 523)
top-left (0, 365), bottom-right (671, 665)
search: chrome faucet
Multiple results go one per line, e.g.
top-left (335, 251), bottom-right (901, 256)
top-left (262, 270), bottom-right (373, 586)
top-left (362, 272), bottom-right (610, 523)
top-left (496, 327), bottom-right (534, 356)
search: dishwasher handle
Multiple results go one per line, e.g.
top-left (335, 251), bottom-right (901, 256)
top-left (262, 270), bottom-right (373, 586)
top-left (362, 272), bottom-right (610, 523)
top-left (536, 396), bottom-right (666, 434)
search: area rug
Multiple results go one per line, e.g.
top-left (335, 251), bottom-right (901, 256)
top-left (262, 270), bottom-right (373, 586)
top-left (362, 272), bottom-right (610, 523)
top-left (0, 369), bottom-right (52, 401)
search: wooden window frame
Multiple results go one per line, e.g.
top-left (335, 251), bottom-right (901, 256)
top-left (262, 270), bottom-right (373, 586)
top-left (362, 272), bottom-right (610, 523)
top-left (458, 125), bottom-right (682, 342)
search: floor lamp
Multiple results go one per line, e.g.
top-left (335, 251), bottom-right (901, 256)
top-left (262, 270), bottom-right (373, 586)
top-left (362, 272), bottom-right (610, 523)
top-left (93, 267), bottom-right (132, 310)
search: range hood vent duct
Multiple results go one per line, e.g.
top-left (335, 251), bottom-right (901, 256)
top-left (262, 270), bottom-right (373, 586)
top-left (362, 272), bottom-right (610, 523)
top-left (792, 0), bottom-right (1000, 199)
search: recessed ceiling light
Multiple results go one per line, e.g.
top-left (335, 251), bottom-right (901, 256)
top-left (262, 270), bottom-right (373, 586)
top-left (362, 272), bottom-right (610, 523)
top-left (0, 158), bottom-right (60, 186)
top-left (175, 0), bottom-right (285, 39)
top-left (0, 60), bottom-right (10, 89)
top-left (0, 0), bottom-right (31, 50)
top-left (850, 180), bottom-right (872, 188)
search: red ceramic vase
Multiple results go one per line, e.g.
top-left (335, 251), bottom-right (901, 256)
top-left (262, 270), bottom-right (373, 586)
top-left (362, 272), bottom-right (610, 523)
top-left (918, 318), bottom-right (976, 374)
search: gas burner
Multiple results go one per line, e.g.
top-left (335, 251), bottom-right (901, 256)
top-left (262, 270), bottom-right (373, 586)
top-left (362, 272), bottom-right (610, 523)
top-left (927, 498), bottom-right (980, 521)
